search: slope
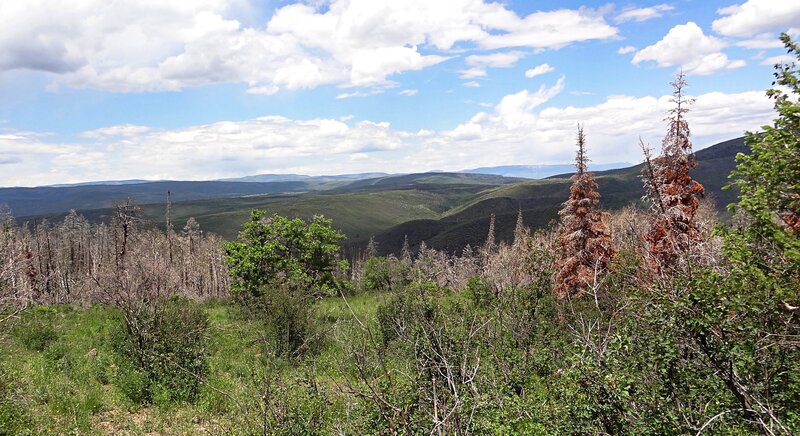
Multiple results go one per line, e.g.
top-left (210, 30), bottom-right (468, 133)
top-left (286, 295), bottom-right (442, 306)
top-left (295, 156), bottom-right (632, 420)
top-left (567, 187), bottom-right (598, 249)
top-left (370, 137), bottom-right (747, 255)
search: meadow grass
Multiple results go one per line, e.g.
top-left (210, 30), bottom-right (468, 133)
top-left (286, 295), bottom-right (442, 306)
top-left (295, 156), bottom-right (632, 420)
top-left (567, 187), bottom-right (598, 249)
top-left (0, 293), bottom-right (384, 434)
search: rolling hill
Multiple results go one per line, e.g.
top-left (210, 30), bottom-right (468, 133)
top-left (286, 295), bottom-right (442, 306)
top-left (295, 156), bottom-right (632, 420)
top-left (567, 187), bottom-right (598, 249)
top-left (9, 137), bottom-right (747, 258)
top-left (368, 136), bottom-right (747, 254)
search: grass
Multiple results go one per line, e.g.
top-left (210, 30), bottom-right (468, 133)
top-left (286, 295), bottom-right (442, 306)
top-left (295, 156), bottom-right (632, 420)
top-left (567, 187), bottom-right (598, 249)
top-left (0, 293), bottom-right (384, 434)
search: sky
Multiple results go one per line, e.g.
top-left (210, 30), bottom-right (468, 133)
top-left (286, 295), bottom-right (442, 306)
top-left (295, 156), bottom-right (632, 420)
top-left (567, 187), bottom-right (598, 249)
top-left (0, 0), bottom-right (798, 187)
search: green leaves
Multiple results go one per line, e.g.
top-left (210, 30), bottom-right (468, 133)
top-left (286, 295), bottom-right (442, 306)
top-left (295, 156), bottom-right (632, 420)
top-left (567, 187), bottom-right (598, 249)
top-left (224, 211), bottom-right (346, 297)
top-left (728, 32), bottom-right (800, 271)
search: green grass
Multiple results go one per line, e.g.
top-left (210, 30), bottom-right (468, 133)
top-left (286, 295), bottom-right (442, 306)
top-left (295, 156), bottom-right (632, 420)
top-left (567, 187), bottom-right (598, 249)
top-left (0, 294), bottom-right (385, 434)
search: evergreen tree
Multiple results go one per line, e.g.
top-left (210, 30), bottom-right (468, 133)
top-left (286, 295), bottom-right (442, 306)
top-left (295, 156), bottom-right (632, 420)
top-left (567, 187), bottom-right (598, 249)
top-left (644, 72), bottom-right (705, 268)
top-left (482, 213), bottom-right (496, 255)
top-left (554, 125), bottom-right (614, 298)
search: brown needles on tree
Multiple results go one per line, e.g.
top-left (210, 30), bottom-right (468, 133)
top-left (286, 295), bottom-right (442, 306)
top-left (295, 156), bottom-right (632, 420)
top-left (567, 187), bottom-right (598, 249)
top-left (643, 72), bottom-right (705, 269)
top-left (554, 125), bottom-right (615, 299)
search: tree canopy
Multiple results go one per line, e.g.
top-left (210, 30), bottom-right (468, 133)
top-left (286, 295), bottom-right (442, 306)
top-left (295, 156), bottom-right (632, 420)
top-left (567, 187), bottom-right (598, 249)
top-left (224, 211), bottom-right (346, 297)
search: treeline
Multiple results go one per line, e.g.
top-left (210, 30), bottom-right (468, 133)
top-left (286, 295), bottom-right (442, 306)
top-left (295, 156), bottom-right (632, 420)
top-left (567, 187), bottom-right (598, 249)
top-left (0, 199), bottom-right (228, 310)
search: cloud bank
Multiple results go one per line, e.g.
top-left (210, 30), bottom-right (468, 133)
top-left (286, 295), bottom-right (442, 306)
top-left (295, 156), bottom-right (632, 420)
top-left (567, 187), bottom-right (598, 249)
top-left (0, 83), bottom-right (776, 186)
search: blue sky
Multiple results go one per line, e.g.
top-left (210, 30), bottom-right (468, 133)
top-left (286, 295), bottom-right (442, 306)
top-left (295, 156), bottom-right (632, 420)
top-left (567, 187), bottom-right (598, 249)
top-left (0, 0), bottom-right (797, 186)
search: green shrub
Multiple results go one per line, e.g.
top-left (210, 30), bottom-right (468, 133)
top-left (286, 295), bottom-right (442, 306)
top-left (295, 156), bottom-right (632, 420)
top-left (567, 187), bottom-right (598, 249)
top-left (112, 296), bottom-right (209, 405)
top-left (361, 256), bottom-right (408, 293)
top-left (465, 275), bottom-right (493, 308)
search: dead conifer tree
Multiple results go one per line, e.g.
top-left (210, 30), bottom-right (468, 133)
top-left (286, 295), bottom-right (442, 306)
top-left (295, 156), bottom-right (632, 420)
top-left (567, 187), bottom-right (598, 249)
top-left (643, 72), bottom-right (705, 268)
top-left (481, 213), bottom-right (496, 255)
top-left (554, 125), bottom-right (615, 299)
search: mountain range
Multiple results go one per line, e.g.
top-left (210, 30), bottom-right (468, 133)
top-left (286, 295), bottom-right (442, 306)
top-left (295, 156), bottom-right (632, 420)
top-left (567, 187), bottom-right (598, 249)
top-left (2, 137), bottom-right (746, 256)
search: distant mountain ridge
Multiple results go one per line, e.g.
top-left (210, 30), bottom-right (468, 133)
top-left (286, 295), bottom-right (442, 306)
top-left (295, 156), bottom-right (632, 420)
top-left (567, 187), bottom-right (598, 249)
top-left (48, 179), bottom-right (153, 188)
top-left (217, 172), bottom-right (391, 183)
top-left (367, 136), bottom-right (748, 255)
top-left (463, 162), bottom-right (631, 179)
top-left (4, 137), bottom-right (747, 258)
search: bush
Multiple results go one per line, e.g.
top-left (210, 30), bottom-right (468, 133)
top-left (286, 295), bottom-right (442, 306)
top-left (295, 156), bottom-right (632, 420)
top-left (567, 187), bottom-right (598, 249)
top-left (225, 212), bottom-right (347, 359)
top-left (112, 296), bottom-right (209, 405)
top-left (465, 275), bottom-right (493, 308)
top-left (361, 256), bottom-right (408, 293)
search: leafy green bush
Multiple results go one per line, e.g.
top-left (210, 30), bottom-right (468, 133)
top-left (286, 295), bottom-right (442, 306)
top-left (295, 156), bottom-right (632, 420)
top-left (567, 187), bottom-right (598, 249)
top-left (361, 256), bottom-right (408, 293)
top-left (225, 212), bottom-right (347, 358)
top-left (465, 275), bottom-right (493, 308)
top-left (225, 211), bottom-right (346, 299)
top-left (112, 296), bottom-right (209, 405)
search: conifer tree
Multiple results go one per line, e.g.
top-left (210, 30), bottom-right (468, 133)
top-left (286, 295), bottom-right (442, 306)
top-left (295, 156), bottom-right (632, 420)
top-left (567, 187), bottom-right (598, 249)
top-left (481, 213), bottom-right (496, 256)
top-left (400, 235), bottom-right (412, 264)
top-left (512, 209), bottom-right (528, 248)
top-left (644, 72), bottom-right (705, 268)
top-left (554, 125), bottom-right (615, 298)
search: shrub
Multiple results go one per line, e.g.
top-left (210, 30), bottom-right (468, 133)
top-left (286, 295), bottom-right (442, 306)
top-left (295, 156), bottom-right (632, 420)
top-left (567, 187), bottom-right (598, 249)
top-left (225, 212), bottom-right (347, 358)
top-left (465, 275), bottom-right (493, 308)
top-left (361, 256), bottom-right (408, 293)
top-left (112, 296), bottom-right (209, 405)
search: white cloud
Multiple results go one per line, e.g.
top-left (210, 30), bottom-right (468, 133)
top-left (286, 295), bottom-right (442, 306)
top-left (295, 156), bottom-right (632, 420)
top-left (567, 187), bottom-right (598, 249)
top-left (761, 54), bottom-right (795, 65)
top-left (0, 82), bottom-right (775, 187)
top-left (420, 86), bottom-right (773, 170)
top-left (0, 0), bottom-right (619, 94)
top-left (633, 22), bottom-right (745, 75)
top-left (525, 63), bottom-right (555, 78)
top-left (713, 0), bottom-right (800, 37)
top-left (399, 89), bottom-right (418, 96)
top-left (478, 7), bottom-right (617, 50)
top-left (618, 45), bottom-right (636, 55)
top-left (79, 124), bottom-right (152, 139)
top-left (735, 34), bottom-right (785, 49)
top-left (459, 50), bottom-right (525, 78)
top-left (463, 81), bottom-right (481, 88)
top-left (615, 4), bottom-right (674, 23)
top-left (466, 51), bottom-right (526, 68)
top-left (335, 87), bottom-right (390, 99)
top-left (458, 68), bottom-right (487, 79)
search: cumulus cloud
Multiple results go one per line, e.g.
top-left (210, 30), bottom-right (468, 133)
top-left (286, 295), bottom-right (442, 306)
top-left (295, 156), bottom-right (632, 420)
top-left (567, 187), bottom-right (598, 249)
top-left (0, 83), bottom-right (776, 187)
top-left (524, 64), bottom-right (555, 78)
top-left (420, 86), bottom-right (773, 170)
top-left (459, 51), bottom-right (525, 78)
top-left (463, 81), bottom-right (481, 88)
top-left (633, 22), bottom-right (745, 75)
top-left (761, 54), bottom-right (796, 65)
top-left (712, 0), bottom-right (800, 37)
top-left (615, 4), bottom-right (674, 23)
top-left (0, 0), bottom-right (619, 94)
top-left (618, 46), bottom-right (636, 55)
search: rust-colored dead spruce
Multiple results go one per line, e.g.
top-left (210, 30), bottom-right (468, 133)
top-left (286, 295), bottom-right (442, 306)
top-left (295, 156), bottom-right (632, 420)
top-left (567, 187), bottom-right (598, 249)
top-left (554, 125), bottom-right (615, 299)
top-left (642, 72), bottom-right (705, 269)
